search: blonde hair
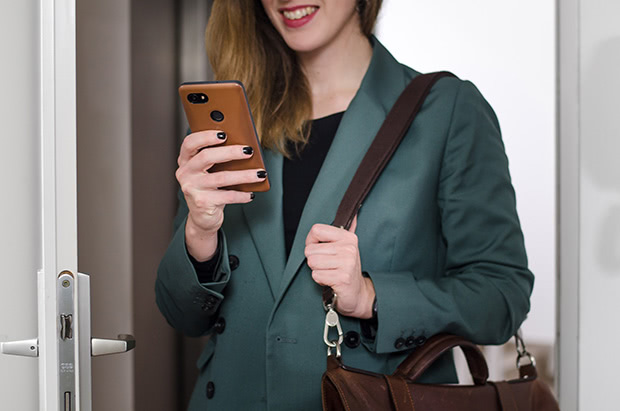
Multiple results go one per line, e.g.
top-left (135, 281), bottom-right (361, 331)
top-left (206, 0), bottom-right (383, 156)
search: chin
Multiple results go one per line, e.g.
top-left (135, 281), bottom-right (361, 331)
top-left (277, 25), bottom-right (336, 54)
top-left (282, 36), bottom-right (325, 54)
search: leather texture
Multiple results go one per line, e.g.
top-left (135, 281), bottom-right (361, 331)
top-left (394, 334), bottom-right (489, 386)
top-left (322, 334), bottom-right (560, 411)
top-left (179, 81), bottom-right (270, 192)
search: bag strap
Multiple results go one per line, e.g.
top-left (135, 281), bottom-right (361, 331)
top-left (331, 71), bottom-right (456, 230)
top-left (320, 71), bottom-right (540, 397)
top-left (322, 72), bottom-right (456, 352)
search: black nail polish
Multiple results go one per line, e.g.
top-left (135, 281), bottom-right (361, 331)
top-left (257, 170), bottom-right (267, 179)
top-left (217, 132), bottom-right (226, 140)
top-left (243, 146), bottom-right (254, 155)
top-left (250, 192), bottom-right (255, 200)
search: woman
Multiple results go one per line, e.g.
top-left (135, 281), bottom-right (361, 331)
top-left (156, 1), bottom-right (534, 410)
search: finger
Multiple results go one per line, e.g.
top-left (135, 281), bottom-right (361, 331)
top-left (205, 168), bottom-right (267, 189)
top-left (178, 130), bottom-right (227, 166)
top-left (310, 269), bottom-right (337, 287)
top-left (304, 243), bottom-right (339, 257)
top-left (306, 254), bottom-right (346, 271)
top-left (187, 144), bottom-right (254, 172)
top-left (348, 214), bottom-right (358, 234)
top-left (305, 243), bottom-right (359, 261)
top-left (196, 189), bottom-right (255, 206)
top-left (305, 223), bottom-right (356, 246)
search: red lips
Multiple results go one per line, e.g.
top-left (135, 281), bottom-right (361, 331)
top-left (279, 5), bottom-right (319, 28)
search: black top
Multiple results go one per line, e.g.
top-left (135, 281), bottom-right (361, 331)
top-left (192, 111), bottom-right (344, 282)
top-left (283, 111), bottom-right (343, 255)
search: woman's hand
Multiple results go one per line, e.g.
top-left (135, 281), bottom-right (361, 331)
top-left (176, 130), bottom-right (267, 261)
top-left (304, 217), bottom-right (376, 319)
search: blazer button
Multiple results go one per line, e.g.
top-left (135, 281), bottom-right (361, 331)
top-left (201, 303), bottom-right (213, 312)
top-left (213, 317), bottom-right (226, 334)
top-left (343, 331), bottom-right (361, 349)
top-left (229, 255), bottom-right (240, 271)
top-left (415, 336), bottom-right (427, 346)
top-left (206, 381), bottom-right (215, 399)
top-left (405, 336), bottom-right (416, 348)
top-left (394, 338), bottom-right (406, 349)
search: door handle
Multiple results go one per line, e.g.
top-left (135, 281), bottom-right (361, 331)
top-left (1, 271), bottom-right (136, 411)
top-left (1, 274), bottom-right (135, 361)
top-left (1, 333), bottom-right (137, 358)
top-left (0, 338), bottom-right (39, 357)
top-left (91, 334), bottom-right (136, 357)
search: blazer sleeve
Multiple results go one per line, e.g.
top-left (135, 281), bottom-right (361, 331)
top-left (363, 80), bottom-right (534, 354)
top-left (155, 189), bottom-right (233, 337)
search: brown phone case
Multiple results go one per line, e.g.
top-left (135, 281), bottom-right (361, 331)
top-left (179, 81), bottom-right (270, 192)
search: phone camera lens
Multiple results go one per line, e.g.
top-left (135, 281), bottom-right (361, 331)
top-left (210, 110), bottom-right (224, 122)
top-left (188, 93), bottom-right (208, 104)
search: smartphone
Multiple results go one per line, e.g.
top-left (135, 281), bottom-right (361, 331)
top-left (179, 80), bottom-right (270, 192)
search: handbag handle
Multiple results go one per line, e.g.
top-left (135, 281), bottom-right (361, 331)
top-left (393, 334), bottom-right (489, 386)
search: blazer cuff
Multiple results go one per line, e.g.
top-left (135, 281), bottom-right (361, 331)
top-left (361, 270), bottom-right (434, 354)
top-left (155, 217), bottom-right (232, 336)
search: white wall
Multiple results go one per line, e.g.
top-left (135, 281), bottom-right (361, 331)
top-left (376, 0), bottom-right (557, 344)
top-left (0, 1), bottom-right (40, 409)
top-left (569, 0), bottom-right (620, 408)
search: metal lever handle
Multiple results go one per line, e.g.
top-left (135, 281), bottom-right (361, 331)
top-left (1, 338), bottom-right (39, 357)
top-left (91, 334), bottom-right (136, 357)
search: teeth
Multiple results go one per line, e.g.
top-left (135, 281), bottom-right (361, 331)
top-left (283, 6), bottom-right (317, 20)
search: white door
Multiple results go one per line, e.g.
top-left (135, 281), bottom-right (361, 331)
top-left (0, 2), bottom-right (133, 410)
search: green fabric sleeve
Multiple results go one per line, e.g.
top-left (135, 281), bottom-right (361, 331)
top-left (155, 190), bottom-right (232, 337)
top-left (362, 81), bottom-right (534, 354)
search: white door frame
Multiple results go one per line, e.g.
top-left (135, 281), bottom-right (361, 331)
top-left (39, 0), bottom-right (79, 409)
top-left (36, 2), bottom-right (134, 409)
top-left (3, 1), bottom-right (87, 409)
top-left (557, 0), bottom-right (579, 408)
top-left (557, 0), bottom-right (620, 408)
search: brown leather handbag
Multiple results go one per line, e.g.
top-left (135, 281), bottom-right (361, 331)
top-left (320, 73), bottom-right (560, 410)
top-left (321, 334), bottom-right (560, 411)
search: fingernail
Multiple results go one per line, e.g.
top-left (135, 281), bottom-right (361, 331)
top-left (257, 170), bottom-right (267, 179)
top-left (217, 132), bottom-right (226, 140)
top-left (243, 146), bottom-right (254, 155)
top-left (250, 192), bottom-right (255, 200)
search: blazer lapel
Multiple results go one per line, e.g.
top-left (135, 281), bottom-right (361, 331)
top-left (241, 148), bottom-right (286, 298)
top-left (273, 38), bottom-right (415, 308)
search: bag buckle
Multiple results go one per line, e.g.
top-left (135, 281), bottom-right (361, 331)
top-left (514, 332), bottom-right (537, 369)
top-left (323, 295), bottom-right (343, 358)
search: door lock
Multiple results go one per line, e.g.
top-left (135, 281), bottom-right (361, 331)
top-left (1, 270), bottom-right (136, 411)
top-left (60, 314), bottom-right (73, 340)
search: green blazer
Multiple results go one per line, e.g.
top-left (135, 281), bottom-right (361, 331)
top-left (156, 39), bottom-right (533, 411)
